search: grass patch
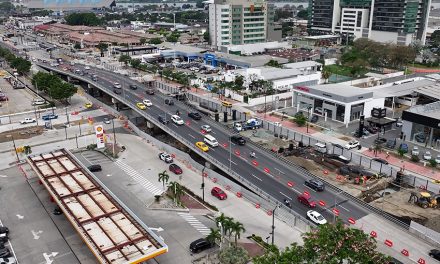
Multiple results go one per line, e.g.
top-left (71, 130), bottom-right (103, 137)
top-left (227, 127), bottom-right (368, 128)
top-left (325, 64), bottom-right (368, 77)
top-left (410, 63), bottom-right (440, 69)
top-left (180, 185), bottom-right (219, 211)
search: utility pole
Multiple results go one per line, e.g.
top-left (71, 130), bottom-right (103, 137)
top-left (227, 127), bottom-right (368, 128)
top-left (111, 117), bottom-right (117, 157)
top-left (271, 203), bottom-right (279, 245)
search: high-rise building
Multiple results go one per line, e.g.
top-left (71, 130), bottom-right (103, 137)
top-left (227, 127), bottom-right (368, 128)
top-left (209, 0), bottom-right (280, 49)
top-left (308, 0), bottom-right (431, 45)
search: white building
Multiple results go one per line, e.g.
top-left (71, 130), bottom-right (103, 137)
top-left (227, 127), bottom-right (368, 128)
top-left (209, 0), bottom-right (280, 50)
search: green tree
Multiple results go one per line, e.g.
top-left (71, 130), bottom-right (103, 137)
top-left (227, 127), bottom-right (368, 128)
top-left (140, 37), bottom-right (147, 45)
top-left (234, 75), bottom-right (244, 90)
top-left (206, 228), bottom-right (221, 246)
top-left (429, 159), bottom-right (438, 168)
top-left (130, 58), bottom-right (141, 69)
top-left (196, 0), bottom-right (205, 8)
top-left (215, 213), bottom-right (233, 236)
top-left (254, 219), bottom-right (390, 264)
top-left (218, 245), bottom-right (249, 264)
top-left (229, 221), bottom-right (245, 246)
top-left (294, 114), bottom-right (307, 127)
top-left (65, 13), bottom-right (101, 26)
top-left (168, 181), bottom-right (184, 205)
top-left (119, 54), bottom-right (131, 66)
top-left (373, 144), bottom-right (382, 157)
top-left (49, 82), bottom-right (77, 102)
top-left (166, 33), bottom-right (179, 43)
top-left (203, 31), bottom-right (210, 43)
top-left (149, 38), bottom-right (162, 45)
top-left (321, 68), bottom-right (331, 83)
top-left (11, 57), bottom-right (31, 74)
top-left (74, 43), bottom-right (81, 49)
top-left (297, 9), bottom-right (308, 19)
top-left (96, 42), bottom-right (108, 56)
top-left (432, 30), bottom-right (440, 46)
top-left (158, 170), bottom-right (169, 189)
top-left (265, 59), bottom-right (283, 68)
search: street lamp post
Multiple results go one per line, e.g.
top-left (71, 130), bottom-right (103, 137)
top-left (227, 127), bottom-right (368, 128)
top-left (306, 106), bottom-right (312, 133)
top-left (65, 107), bottom-right (70, 126)
top-left (111, 117), bottom-right (117, 157)
top-left (6, 135), bottom-right (19, 162)
top-left (201, 166), bottom-right (206, 202)
top-left (271, 203), bottom-right (279, 245)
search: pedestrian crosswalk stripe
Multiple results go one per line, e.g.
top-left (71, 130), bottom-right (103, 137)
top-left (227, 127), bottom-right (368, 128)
top-left (115, 160), bottom-right (163, 195)
top-left (177, 212), bottom-right (211, 235)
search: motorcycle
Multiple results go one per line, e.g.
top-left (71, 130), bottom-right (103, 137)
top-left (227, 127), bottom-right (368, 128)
top-left (250, 152), bottom-right (256, 158)
top-left (284, 199), bottom-right (291, 208)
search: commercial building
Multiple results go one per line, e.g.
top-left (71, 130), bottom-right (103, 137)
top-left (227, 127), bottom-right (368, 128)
top-left (23, 0), bottom-right (115, 11)
top-left (208, 0), bottom-right (281, 49)
top-left (308, 0), bottom-right (431, 45)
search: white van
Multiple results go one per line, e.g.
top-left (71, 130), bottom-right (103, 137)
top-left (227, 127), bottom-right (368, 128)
top-left (204, 135), bottom-right (219, 147)
top-left (314, 143), bottom-right (327, 154)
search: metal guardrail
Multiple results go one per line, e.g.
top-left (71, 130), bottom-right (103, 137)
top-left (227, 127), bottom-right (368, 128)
top-left (39, 63), bottom-right (410, 231)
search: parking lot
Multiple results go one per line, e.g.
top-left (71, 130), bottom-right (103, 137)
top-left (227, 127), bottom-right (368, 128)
top-left (0, 75), bottom-right (41, 117)
top-left (0, 165), bottom-right (96, 264)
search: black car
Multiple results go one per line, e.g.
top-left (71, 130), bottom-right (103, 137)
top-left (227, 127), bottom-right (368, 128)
top-left (385, 139), bottom-right (396, 149)
top-left (0, 248), bottom-right (10, 258)
top-left (372, 158), bottom-right (389, 165)
top-left (374, 137), bottom-right (387, 145)
top-left (189, 238), bottom-right (212, 253)
top-left (146, 89), bottom-right (155, 95)
top-left (429, 249), bottom-right (440, 260)
top-left (304, 179), bottom-right (325, 191)
top-left (230, 135), bottom-right (246, 145)
top-left (310, 115), bottom-right (318, 123)
top-left (188, 112), bottom-right (202, 120)
top-left (88, 164), bottom-right (102, 172)
top-left (0, 233), bottom-right (8, 243)
top-left (129, 84), bottom-right (138, 90)
top-left (326, 154), bottom-right (350, 164)
top-left (0, 228), bottom-right (8, 235)
top-left (158, 115), bottom-right (169, 125)
top-left (165, 99), bottom-right (174, 105)
top-left (332, 143), bottom-right (343, 149)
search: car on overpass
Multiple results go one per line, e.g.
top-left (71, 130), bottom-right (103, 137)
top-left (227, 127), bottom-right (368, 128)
top-left (304, 179), bottom-right (325, 191)
top-left (196, 142), bottom-right (209, 152)
top-left (136, 102), bottom-right (146, 110)
top-left (143, 99), bottom-right (152, 107)
top-left (297, 194), bottom-right (316, 208)
top-left (201, 125), bottom-right (211, 133)
top-left (171, 115), bottom-right (184, 125)
top-left (188, 112), bottom-right (202, 120)
top-left (230, 135), bottom-right (246, 145)
top-left (307, 210), bottom-right (327, 225)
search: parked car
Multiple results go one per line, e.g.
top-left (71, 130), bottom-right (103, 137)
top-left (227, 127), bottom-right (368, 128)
top-left (129, 84), bottom-right (138, 90)
top-left (42, 114), bottom-right (58, 120)
top-left (88, 164), bottom-right (102, 172)
top-left (415, 133), bottom-right (426, 143)
top-left (159, 153), bottom-right (173, 163)
top-left (169, 164), bottom-right (182, 174)
top-left (0, 227), bottom-right (8, 235)
top-left (297, 194), bottom-right (316, 208)
top-left (0, 257), bottom-right (16, 264)
top-left (0, 233), bottom-right (7, 243)
top-left (188, 112), bottom-right (202, 120)
top-left (429, 249), bottom-right (440, 261)
top-left (435, 155), bottom-right (440, 164)
top-left (374, 137), bottom-right (387, 145)
top-left (230, 135), bottom-right (246, 145)
top-left (326, 154), bottom-right (350, 164)
top-left (372, 158), bottom-right (388, 165)
top-left (201, 125), bottom-right (212, 133)
top-left (211, 187), bottom-right (227, 200)
top-left (307, 210), bottom-right (327, 225)
top-left (304, 179), bottom-right (325, 191)
top-left (399, 143), bottom-right (409, 153)
top-left (103, 117), bottom-right (111, 124)
top-left (345, 140), bottom-right (360, 150)
top-left (146, 89), bottom-right (155, 95)
top-left (310, 115), bottom-right (319, 123)
top-left (189, 238), bottom-right (213, 253)
top-left (20, 117), bottom-right (36, 124)
top-left (423, 151), bottom-right (432, 160)
top-left (386, 139), bottom-right (396, 149)
top-left (158, 115), bottom-right (169, 125)
top-left (412, 146), bottom-right (420, 156)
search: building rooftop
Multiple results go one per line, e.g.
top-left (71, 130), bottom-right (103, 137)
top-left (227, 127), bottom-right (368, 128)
top-left (304, 35), bottom-right (341, 40)
top-left (27, 149), bottom-right (168, 264)
top-left (369, 79), bottom-right (437, 98)
top-left (253, 66), bottom-right (302, 80)
top-left (407, 101), bottom-right (440, 120)
top-left (266, 48), bottom-right (319, 62)
top-left (309, 83), bottom-right (373, 97)
top-left (283, 61), bottom-right (322, 69)
top-left (160, 42), bottom-right (207, 54)
top-left (211, 52), bottom-right (289, 67)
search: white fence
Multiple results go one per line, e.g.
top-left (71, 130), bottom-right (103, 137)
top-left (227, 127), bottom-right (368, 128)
top-left (248, 91), bottom-right (292, 106)
top-left (409, 221), bottom-right (440, 247)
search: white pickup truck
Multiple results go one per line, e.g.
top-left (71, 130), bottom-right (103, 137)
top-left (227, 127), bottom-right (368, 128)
top-left (20, 117), bottom-right (36, 124)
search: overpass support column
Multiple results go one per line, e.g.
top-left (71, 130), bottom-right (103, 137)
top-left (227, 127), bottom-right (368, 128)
top-left (146, 121), bottom-right (155, 129)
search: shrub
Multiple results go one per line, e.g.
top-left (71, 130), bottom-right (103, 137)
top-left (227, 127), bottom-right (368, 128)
top-left (410, 155), bottom-right (420, 162)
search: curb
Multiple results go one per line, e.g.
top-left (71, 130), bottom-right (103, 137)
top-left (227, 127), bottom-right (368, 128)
top-left (147, 207), bottom-right (190, 213)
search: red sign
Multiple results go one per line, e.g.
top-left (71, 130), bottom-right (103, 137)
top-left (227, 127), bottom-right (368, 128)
top-left (332, 208), bottom-right (339, 216)
top-left (186, 120), bottom-right (190, 125)
top-left (234, 150), bottom-right (240, 156)
top-left (418, 258), bottom-right (426, 264)
top-left (222, 143), bottom-right (228, 148)
top-left (287, 181), bottom-right (294, 187)
top-left (401, 249), bottom-right (409, 257)
top-left (348, 218), bottom-right (356, 225)
top-left (384, 239), bottom-right (393, 247)
top-left (201, 130), bottom-right (206, 134)
top-left (303, 191), bottom-right (310, 197)
top-left (264, 167), bottom-right (270, 173)
top-left (252, 160), bottom-right (259, 166)
top-left (318, 200), bottom-right (326, 206)
top-left (295, 86), bottom-right (310, 93)
top-left (370, 231), bottom-right (377, 238)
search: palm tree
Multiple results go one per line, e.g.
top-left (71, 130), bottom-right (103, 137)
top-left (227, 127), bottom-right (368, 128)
top-left (215, 213), bottom-right (233, 236)
top-left (206, 228), bottom-right (221, 246)
top-left (229, 221), bottom-right (246, 246)
top-left (373, 144), bottom-right (382, 157)
top-left (321, 69), bottom-right (331, 83)
top-left (168, 181), bottom-right (185, 206)
top-left (158, 170), bottom-right (169, 190)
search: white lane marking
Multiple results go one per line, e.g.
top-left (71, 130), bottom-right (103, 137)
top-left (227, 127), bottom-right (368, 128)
top-left (32, 230), bottom-right (43, 239)
top-left (274, 168), bottom-right (285, 174)
top-left (0, 219), bottom-right (18, 263)
top-left (279, 191), bottom-right (291, 199)
top-left (251, 174), bottom-right (262, 181)
top-left (177, 212), bottom-right (210, 235)
top-left (291, 187), bottom-right (301, 194)
top-left (228, 159), bottom-right (237, 165)
top-left (211, 131), bottom-right (216, 134)
top-left (115, 160), bottom-right (163, 195)
top-left (188, 134), bottom-right (196, 139)
top-left (16, 214), bottom-right (24, 219)
top-left (172, 123), bottom-right (178, 128)
top-left (339, 205), bottom-right (350, 212)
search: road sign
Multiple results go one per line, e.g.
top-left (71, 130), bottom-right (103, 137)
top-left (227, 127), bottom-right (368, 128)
top-left (370, 231), bottom-right (377, 238)
top-left (222, 143), bottom-right (228, 148)
top-left (418, 258), bottom-right (426, 264)
top-left (332, 208), bottom-right (339, 216)
top-left (287, 181), bottom-right (294, 187)
top-left (348, 218), bottom-right (356, 225)
top-left (264, 167), bottom-right (270, 173)
top-left (384, 239), bottom-right (393, 247)
top-left (252, 160), bottom-right (259, 166)
top-left (234, 150), bottom-right (240, 156)
top-left (401, 249), bottom-right (409, 257)
top-left (318, 200), bottom-right (326, 206)
top-left (303, 191), bottom-right (310, 197)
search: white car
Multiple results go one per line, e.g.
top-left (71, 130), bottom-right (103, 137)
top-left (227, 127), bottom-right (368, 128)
top-left (436, 155), bottom-right (440, 164)
top-left (20, 117), bottom-right (36, 124)
top-left (113, 82), bottom-right (122, 89)
top-left (0, 257), bottom-right (16, 264)
top-left (411, 146), bottom-right (419, 156)
top-left (344, 140), bottom-right (360, 150)
top-left (423, 151), bottom-right (432, 161)
top-left (201, 125), bottom-right (212, 132)
top-left (171, 115), bottom-right (184, 125)
top-left (307, 210), bottom-right (327, 225)
top-left (85, 66), bottom-right (90, 70)
top-left (158, 152), bottom-right (173, 163)
top-left (142, 99), bottom-right (152, 106)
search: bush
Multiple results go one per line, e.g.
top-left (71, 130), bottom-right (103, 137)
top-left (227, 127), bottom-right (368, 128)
top-left (294, 114), bottom-right (307, 127)
top-left (429, 159), bottom-right (438, 168)
top-left (411, 155), bottom-right (420, 162)
top-left (86, 144), bottom-right (97, 150)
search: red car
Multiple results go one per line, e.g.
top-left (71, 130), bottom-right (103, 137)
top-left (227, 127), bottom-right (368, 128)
top-left (169, 164), bottom-right (182, 174)
top-left (297, 194), bottom-right (316, 208)
top-left (211, 187), bottom-right (227, 200)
